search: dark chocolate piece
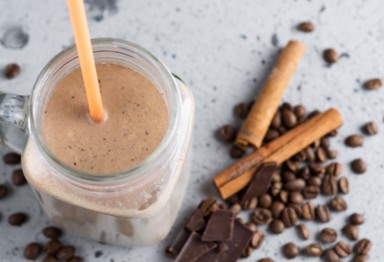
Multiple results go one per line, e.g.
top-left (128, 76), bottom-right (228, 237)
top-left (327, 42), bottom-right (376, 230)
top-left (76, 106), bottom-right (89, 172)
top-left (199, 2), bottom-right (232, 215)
top-left (186, 209), bottom-right (205, 232)
top-left (202, 210), bottom-right (234, 241)
top-left (166, 228), bottom-right (190, 258)
top-left (175, 232), bottom-right (217, 262)
top-left (241, 162), bottom-right (277, 204)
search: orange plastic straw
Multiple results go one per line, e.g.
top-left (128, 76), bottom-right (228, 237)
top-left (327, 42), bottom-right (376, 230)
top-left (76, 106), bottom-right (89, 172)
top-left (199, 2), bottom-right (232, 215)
top-left (66, 0), bottom-right (104, 122)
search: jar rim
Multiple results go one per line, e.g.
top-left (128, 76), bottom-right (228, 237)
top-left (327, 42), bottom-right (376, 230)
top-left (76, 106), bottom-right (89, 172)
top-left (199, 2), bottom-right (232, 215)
top-left (29, 38), bottom-right (181, 187)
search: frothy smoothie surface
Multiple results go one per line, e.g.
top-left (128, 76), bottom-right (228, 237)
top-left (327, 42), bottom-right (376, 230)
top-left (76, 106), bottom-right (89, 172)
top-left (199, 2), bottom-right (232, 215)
top-left (43, 63), bottom-right (169, 174)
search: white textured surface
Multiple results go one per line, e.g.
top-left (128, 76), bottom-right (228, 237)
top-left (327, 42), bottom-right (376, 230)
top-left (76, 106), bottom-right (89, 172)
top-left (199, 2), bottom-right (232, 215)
top-left (0, 0), bottom-right (384, 261)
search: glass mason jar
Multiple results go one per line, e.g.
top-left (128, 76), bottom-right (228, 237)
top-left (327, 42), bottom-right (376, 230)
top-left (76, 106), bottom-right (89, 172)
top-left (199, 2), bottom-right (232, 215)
top-left (0, 38), bottom-right (194, 246)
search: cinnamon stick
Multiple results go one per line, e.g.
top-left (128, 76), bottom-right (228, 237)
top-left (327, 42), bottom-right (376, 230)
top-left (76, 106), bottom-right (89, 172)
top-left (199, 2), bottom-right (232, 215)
top-left (235, 40), bottom-right (305, 149)
top-left (214, 108), bottom-right (343, 199)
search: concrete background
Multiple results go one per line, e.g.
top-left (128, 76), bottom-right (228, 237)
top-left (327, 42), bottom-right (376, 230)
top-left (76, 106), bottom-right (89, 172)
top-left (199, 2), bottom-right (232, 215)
top-left (0, 0), bottom-right (384, 261)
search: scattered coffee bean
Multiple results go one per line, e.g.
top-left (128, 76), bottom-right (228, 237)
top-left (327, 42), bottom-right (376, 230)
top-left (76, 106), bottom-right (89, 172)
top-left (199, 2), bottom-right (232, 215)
top-left (258, 194), bottom-right (272, 209)
top-left (338, 177), bottom-right (349, 194)
top-left (12, 169), bottom-right (27, 186)
top-left (343, 224), bottom-right (359, 241)
top-left (282, 242), bottom-right (299, 259)
top-left (67, 257), bottom-right (84, 262)
top-left (284, 179), bottom-right (305, 192)
top-left (353, 254), bottom-right (368, 262)
top-left (42, 255), bottom-right (57, 262)
top-left (0, 184), bottom-right (8, 199)
top-left (324, 249), bottom-right (340, 262)
top-left (269, 219), bottom-right (285, 234)
top-left (271, 171), bottom-right (281, 183)
top-left (44, 239), bottom-right (62, 255)
top-left (282, 171), bottom-right (296, 182)
top-left (362, 121), bottom-right (378, 135)
top-left (259, 258), bottom-right (274, 262)
top-left (296, 224), bottom-right (309, 240)
top-left (305, 243), bottom-right (323, 257)
top-left (56, 246), bottom-right (75, 260)
top-left (329, 196), bottom-right (347, 212)
top-left (8, 212), bottom-right (28, 226)
top-left (364, 78), bottom-right (382, 90)
top-left (316, 147), bottom-right (328, 163)
top-left (319, 228), bottom-right (337, 244)
top-left (285, 160), bottom-right (300, 172)
top-left (252, 208), bottom-right (272, 225)
top-left (334, 241), bottom-right (352, 258)
top-left (241, 246), bottom-right (252, 258)
top-left (320, 137), bottom-right (330, 148)
top-left (297, 21), bottom-right (315, 32)
top-left (302, 185), bottom-right (319, 199)
top-left (250, 229), bottom-right (264, 249)
top-left (326, 149), bottom-right (338, 159)
top-left (245, 221), bottom-right (257, 232)
top-left (354, 238), bottom-right (372, 255)
top-left (281, 109), bottom-right (297, 129)
top-left (288, 191), bottom-right (303, 204)
top-left (242, 197), bottom-right (258, 210)
top-left (234, 102), bottom-right (249, 119)
top-left (298, 166), bottom-right (310, 179)
top-left (349, 213), bottom-right (365, 225)
top-left (278, 190), bottom-right (288, 204)
top-left (301, 202), bottom-right (315, 220)
top-left (307, 176), bottom-right (322, 187)
top-left (270, 182), bottom-right (282, 197)
top-left (199, 197), bottom-right (219, 216)
top-left (323, 48), bottom-right (339, 64)
top-left (322, 175), bottom-right (338, 196)
top-left (229, 203), bottom-right (241, 215)
top-left (287, 203), bottom-right (302, 217)
top-left (281, 207), bottom-right (298, 227)
top-left (293, 105), bottom-right (306, 121)
top-left (229, 145), bottom-right (245, 159)
top-left (3, 152), bottom-right (21, 164)
top-left (271, 111), bottom-right (281, 129)
top-left (351, 158), bottom-right (367, 174)
top-left (316, 204), bottom-right (331, 223)
top-left (304, 147), bottom-right (316, 162)
top-left (327, 162), bottom-right (342, 176)
top-left (24, 242), bottom-right (42, 260)
top-left (3, 63), bottom-right (21, 79)
top-left (345, 135), bottom-right (364, 147)
top-left (270, 201), bottom-right (285, 218)
top-left (264, 129), bottom-right (280, 142)
top-left (218, 125), bottom-right (236, 142)
top-left (309, 162), bottom-right (325, 176)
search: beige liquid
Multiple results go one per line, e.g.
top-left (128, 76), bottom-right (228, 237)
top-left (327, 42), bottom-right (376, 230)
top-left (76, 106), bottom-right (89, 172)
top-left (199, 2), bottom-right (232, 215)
top-left (43, 63), bottom-right (169, 174)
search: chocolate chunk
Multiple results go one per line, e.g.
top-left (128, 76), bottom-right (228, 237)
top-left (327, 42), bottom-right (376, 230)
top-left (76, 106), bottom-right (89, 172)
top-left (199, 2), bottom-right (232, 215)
top-left (175, 232), bottom-right (217, 262)
top-left (240, 162), bottom-right (277, 205)
top-left (166, 228), bottom-right (190, 258)
top-left (186, 209), bottom-right (205, 232)
top-left (202, 210), bottom-right (234, 241)
top-left (198, 197), bottom-right (219, 217)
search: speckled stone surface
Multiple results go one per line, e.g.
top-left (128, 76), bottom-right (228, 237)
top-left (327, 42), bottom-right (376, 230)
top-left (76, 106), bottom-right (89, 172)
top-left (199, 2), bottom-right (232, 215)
top-left (0, 0), bottom-right (384, 261)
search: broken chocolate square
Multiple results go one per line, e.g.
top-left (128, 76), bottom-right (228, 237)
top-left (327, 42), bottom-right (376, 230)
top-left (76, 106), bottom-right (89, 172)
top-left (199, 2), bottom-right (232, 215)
top-left (166, 228), bottom-right (190, 258)
top-left (175, 232), bottom-right (217, 262)
top-left (186, 209), bottom-right (205, 232)
top-left (202, 210), bottom-right (234, 241)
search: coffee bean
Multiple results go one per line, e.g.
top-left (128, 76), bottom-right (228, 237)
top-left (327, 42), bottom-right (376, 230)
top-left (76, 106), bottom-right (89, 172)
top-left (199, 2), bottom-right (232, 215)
top-left (67, 257), bottom-right (84, 262)
top-left (229, 203), bottom-right (241, 215)
top-left (296, 224), bottom-right (309, 240)
top-left (320, 137), bottom-right (331, 148)
top-left (305, 243), bottom-right (323, 257)
top-left (285, 160), bottom-right (300, 172)
top-left (316, 204), bottom-right (331, 223)
top-left (271, 111), bottom-right (281, 129)
top-left (327, 162), bottom-right (342, 176)
top-left (8, 212), bottom-right (28, 226)
top-left (336, 178), bottom-right (348, 195)
top-left (42, 255), bottom-right (57, 262)
top-left (270, 201), bottom-right (285, 218)
top-left (327, 129), bottom-right (338, 137)
top-left (343, 224), bottom-right (359, 241)
top-left (3, 152), bottom-right (21, 164)
top-left (271, 171), bottom-right (281, 183)
top-left (259, 258), bottom-right (274, 262)
top-left (281, 102), bottom-right (293, 111)
top-left (44, 239), bottom-right (62, 255)
top-left (307, 176), bottom-right (322, 187)
top-left (12, 169), bottom-right (27, 186)
top-left (345, 135), bottom-right (364, 147)
top-left (322, 175), bottom-right (338, 196)
top-left (252, 208), bottom-right (272, 225)
top-left (24, 242), bottom-right (42, 260)
top-left (304, 147), bottom-right (316, 162)
top-left (43, 226), bottom-right (63, 239)
top-left (287, 203), bottom-right (302, 217)
top-left (241, 246), bottom-right (252, 258)
top-left (284, 179), bottom-right (305, 192)
top-left (351, 158), bottom-right (366, 174)
top-left (3, 63), bottom-right (21, 79)
top-left (316, 147), bottom-right (327, 163)
top-left (354, 239), bottom-right (372, 255)
top-left (362, 121), bottom-right (378, 135)
top-left (301, 202), bottom-right (315, 220)
top-left (278, 190), bottom-right (288, 204)
top-left (334, 241), bottom-right (352, 258)
top-left (319, 228), bottom-right (337, 243)
top-left (269, 219), bottom-right (285, 234)
top-left (364, 78), bottom-right (382, 90)
top-left (293, 150), bottom-right (307, 162)
top-left (326, 149), bottom-right (338, 159)
top-left (264, 129), bottom-right (280, 142)
top-left (229, 145), bottom-right (245, 159)
top-left (303, 185), bottom-right (319, 199)
top-left (297, 21), bottom-right (315, 32)
top-left (218, 124), bottom-right (236, 142)
top-left (350, 213), bottom-right (365, 225)
top-left (309, 162), bottom-right (325, 176)
top-left (289, 191), bottom-right (303, 204)
top-left (270, 182), bottom-right (283, 196)
top-left (329, 196), bottom-right (347, 212)
top-left (353, 254), bottom-right (368, 262)
top-left (250, 229), bottom-right (264, 249)
top-left (199, 197), bottom-right (219, 216)
top-left (323, 48), bottom-right (339, 64)
top-left (282, 242), bottom-right (299, 259)
top-left (258, 194), bottom-right (272, 209)
top-left (0, 184), bottom-right (8, 199)
top-left (324, 249), bottom-right (340, 262)
top-left (298, 166), bottom-right (310, 180)
top-left (281, 207), bottom-right (298, 227)
top-left (242, 197), bottom-right (258, 210)
top-left (282, 109), bottom-right (297, 129)
top-left (245, 222), bottom-right (257, 232)
top-left (293, 105), bottom-right (306, 121)
top-left (56, 246), bottom-right (75, 260)
top-left (234, 102), bottom-right (249, 119)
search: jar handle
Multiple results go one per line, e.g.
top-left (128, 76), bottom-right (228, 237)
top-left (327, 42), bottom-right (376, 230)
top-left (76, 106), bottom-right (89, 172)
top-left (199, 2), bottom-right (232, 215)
top-left (0, 93), bottom-right (29, 154)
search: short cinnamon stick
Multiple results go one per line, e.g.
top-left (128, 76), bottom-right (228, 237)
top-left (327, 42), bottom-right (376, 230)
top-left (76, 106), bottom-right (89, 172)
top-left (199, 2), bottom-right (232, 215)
top-left (235, 40), bottom-right (305, 149)
top-left (215, 108), bottom-right (343, 199)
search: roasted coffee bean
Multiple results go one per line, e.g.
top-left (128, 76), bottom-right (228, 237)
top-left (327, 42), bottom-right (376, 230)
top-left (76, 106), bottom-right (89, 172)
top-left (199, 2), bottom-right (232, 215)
top-left (320, 137), bottom-right (330, 148)
top-left (281, 102), bottom-right (292, 110)
top-left (298, 166), bottom-right (310, 180)
top-left (293, 105), bottom-right (306, 121)
top-left (319, 228), bottom-right (337, 243)
top-left (0, 184), bottom-right (8, 199)
top-left (242, 197), bottom-right (258, 210)
top-left (278, 190), bottom-right (289, 204)
top-left (354, 239), bottom-right (372, 255)
top-left (289, 191), bottom-right (303, 204)
top-left (269, 219), bottom-right (285, 234)
top-left (271, 171), bottom-right (281, 183)
top-left (337, 177), bottom-right (349, 194)
top-left (287, 203), bottom-right (302, 217)
top-left (229, 203), bottom-right (242, 215)
top-left (24, 242), bottom-right (42, 260)
top-left (42, 255), bottom-right (57, 262)
top-left (309, 162), bottom-right (325, 176)
top-left (270, 182), bottom-right (283, 196)
top-left (281, 207), bottom-right (298, 227)
top-left (3, 152), bottom-right (21, 164)
top-left (353, 254), bottom-right (368, 262)
top-left (303, 186), bottom-right (319, 199)
top-left (241, 246), bottom-right (252, 258)
top-left (350, 213), bottom-right (365, 225)
top-left (258, 194), bottom-right (272, 209)
top-left (322, 175), bottom-right (338, 196)
top-left (329, 196), bottom-right (347, 212)
top-left (282, 242), bottom-right (299, 259)
top-left (284, 179), bottom-right (305, 192)
top-left (44, 239), bottom-right (62, 255)
top-left (327, 162), bottom-right (343, 176)
top-left (345, 135), bottom-right (364, 147)
top-left (8, 212), bottom-right (28, 226)
top-left (324, 249), bottom-right (340, 262)
top-left (270, 201), bottom-right (285, 218)
top-left (326, 149), bottom-right (338, 159)
top-left (362, 121), bottom-right (378, 135)
top-left (351, 159), bottom-right (367, 174)
top-left (56, 246), bottom-right (75, 260)
top-left (234, 102), bottom-right (249, 119)
top-left (301, 202), bottom-right (315, 220)
top-left (12, 169), bottom-right (27, 186)
top-left (316, 147), bottom-right (328, 163)
top-left (218, 124), bottom-right (236, 142)
top-left (282, 108), bottom-right (297, 129)
top-left (3, 63), bottom-right (21, 79)
top-left (297, 21), bottom-right (315, 32)
top-left (292, 150), bottom-right (306, 162)
top-left (43, 226), bottom-right (63, 239)
top-left (67, 257), bottom-right (84, 262)
top-left (305, 243), bottom-right (323, 257)
top-left (323, 48), bottom-right (339, 64)
top-left (271, 111), bottom-right (281, 129)
top-left (259, 258), bottom-right (274, 262)
top-left (304, 147), bottom-right (316, 162)
top-left (334, 241), bottom-right (352, 258)
top-left (312, 139), bottom-right (321, 149)
top-left (199, 197), bottom-right (219, 216)
top-left (296, 224), bottom-right (309, 240)
top-left (307, 176), bottom-right (322, 187)
top-left (252, 208), bottom-right (272, 224)
top-left (250, 229), bottom-right (264, 249)
top-left (229, 145), bottom-right (245, 159)
top-left (364, 78), bottom-right (382, 90)
top-left (343, 224), bottom-right (359, 241)
top-left (316, 204), bottom-right (331, 223)
top-left (285, 160), bottom-right (300, 172)
top-left (245, 222), bottom-right (257, 232)
top-left (278, 125), bottom-right (287, 134)
top-left (264, 129), bottom-right (280, 142)
top-left (327, 129), bottom-right (338, 137)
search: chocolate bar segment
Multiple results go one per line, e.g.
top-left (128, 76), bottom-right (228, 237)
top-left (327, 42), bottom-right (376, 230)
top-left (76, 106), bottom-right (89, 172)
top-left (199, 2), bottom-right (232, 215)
top-left (186, 209), bottom-right (205, 232)
top-left (166, 228), bottom-right (190, 258)
top-left (175, 232), bottom-right (217, 262)
top-left (202, 210), bottom-right (234, 241)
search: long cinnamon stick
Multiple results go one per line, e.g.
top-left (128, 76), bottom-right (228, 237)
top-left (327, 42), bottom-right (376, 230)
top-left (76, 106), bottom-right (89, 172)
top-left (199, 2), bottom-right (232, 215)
top-left (235, 40), bottom-right (305, 149)
top-left (215, 108), bottom-right (343, 199)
